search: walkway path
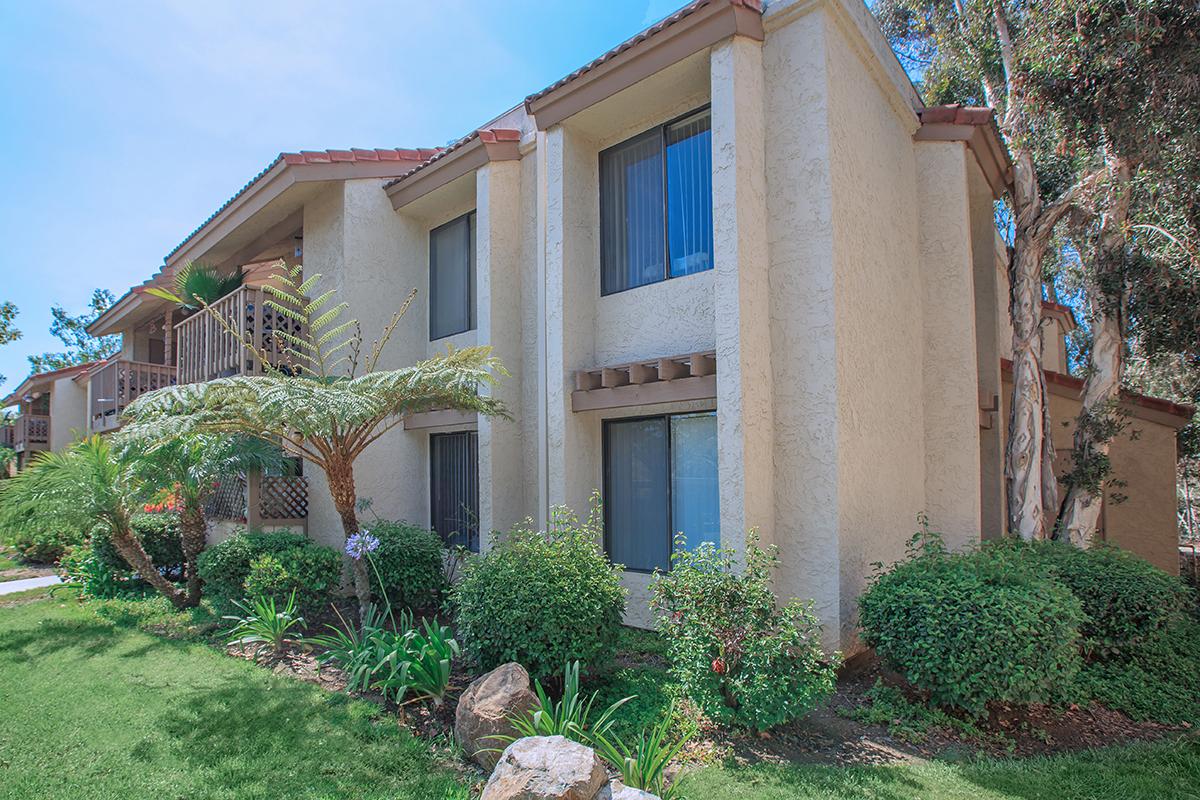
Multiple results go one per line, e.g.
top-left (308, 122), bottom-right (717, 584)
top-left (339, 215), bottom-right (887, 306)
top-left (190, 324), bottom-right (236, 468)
top-left (0, 575), bottom-right (61, 595)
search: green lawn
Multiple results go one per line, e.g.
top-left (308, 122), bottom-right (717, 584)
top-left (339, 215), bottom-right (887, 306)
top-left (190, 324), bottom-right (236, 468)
top-left (2, 595), bottom-right (1199, 800)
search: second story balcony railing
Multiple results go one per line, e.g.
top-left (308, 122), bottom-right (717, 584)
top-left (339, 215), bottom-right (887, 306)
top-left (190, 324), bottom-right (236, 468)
top-left (13, 414), bottom-right (49, 452)
top-left (174, 285), bottom-right (304, 385)
top-left (89, 360), bottom-right (178, 433)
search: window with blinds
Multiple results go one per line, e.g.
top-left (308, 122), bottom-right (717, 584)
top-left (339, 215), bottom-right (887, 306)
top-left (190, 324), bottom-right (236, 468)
top-left (599, 108), bottom-right (713, 295)
top-left (430, 431), bottom-right (480, 552)
top-left (602, 412), bottom-right (720, 572)
top-left (429, 211), bottom-right (476, 340)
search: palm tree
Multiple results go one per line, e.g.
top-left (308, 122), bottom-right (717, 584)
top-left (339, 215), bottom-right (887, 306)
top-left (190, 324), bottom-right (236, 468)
top-left (173, 262), bottom-right (243, 309)
top-left (0, 436), bottom-right (187, 606)
top-left (118, 433), bottom-right (284, 606)
top-left (129, 264), bottom-right (506, 617)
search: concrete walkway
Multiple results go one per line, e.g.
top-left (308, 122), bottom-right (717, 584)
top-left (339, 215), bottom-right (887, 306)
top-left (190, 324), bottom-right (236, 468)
top-left (0, 575), bottom-right (61, 595)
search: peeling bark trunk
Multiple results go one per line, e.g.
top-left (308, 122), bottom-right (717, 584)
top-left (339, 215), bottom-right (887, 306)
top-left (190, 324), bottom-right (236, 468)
top-left (110, 524), bottom-right (187, 609)
top-left (179, 501), bottom-right (207, 608)
top-left (1058, 156), bottom-right (1133, 546)
top-left (327, 459), bottom-right (371, 623)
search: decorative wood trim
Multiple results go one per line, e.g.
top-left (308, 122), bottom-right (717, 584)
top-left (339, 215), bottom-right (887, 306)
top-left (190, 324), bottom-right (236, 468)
top-left (573, 375), bottom-right (717, 412)
top-left (572, 351), bottom-right (717, 412)
top-left (403, 408), bottom-right (478, 430)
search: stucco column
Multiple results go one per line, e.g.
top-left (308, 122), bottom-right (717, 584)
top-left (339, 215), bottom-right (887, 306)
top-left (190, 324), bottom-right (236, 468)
top-left (476, 160), bottom-right (524, 547)
top-left (711, 36), bottom-right (774, 558)
top-left (915, 142), bottom-right (982, 548)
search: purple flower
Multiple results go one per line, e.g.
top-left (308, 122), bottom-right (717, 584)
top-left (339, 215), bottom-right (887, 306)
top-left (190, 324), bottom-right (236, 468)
top-left (345, 531), bottom-right (380, 560)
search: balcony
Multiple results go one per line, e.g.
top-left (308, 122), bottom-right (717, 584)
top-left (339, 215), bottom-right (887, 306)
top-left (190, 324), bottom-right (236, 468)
top-left (89, 360), bottom-right (178, 433)
top-left (174, 285), bottom-right (304, 385)
top-left (13, 414), bottom-right (49, 453)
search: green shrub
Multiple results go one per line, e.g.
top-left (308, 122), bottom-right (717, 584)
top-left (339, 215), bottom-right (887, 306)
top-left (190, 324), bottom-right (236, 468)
top-left (1021, 540), bottom-right (1194, 658)
top-left (197, 529), bottom-right (341, 612)
top-left (93, 513), bottom-right (185, 580)
top-left (858, 525), bottom-right (1084, 716)
top-left (364, 521), bottom-right (446, 609)
top-left (451, 500), bottom-right (626, 680)
top-left (651, 533), bottom-right (838, 731)
top-left (243, 547), bottom-right (341, 614)
top-left (2, 510), bottom-right (87, 563)
top-left (58, 544), bottom-right (150, 600)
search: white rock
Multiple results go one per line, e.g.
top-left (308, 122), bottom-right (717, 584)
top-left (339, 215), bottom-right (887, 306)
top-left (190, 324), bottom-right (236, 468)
top-left (481, 735), bottom-right (609, 800)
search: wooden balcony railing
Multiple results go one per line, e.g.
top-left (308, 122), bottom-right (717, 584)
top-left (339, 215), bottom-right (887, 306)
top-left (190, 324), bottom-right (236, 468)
top-left (89, 360), bottom-right (178, 433)
top-left (174, 285), bottom-right (304, 385)
top-left (13, 414), bottom-right (49, 452)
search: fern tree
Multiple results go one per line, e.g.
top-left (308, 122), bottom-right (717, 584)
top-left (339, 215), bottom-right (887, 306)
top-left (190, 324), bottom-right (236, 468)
top-left (118, 433), bottom-right (285, 606)
top-left (130, 264), bottom-right (507, 616)
top-left (0, 436), bottom-right (187, 606)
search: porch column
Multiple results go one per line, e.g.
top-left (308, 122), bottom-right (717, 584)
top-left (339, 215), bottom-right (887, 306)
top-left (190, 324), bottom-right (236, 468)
top-left (711, 35), bottom-right (775, 557)
top-left (163, 308), bottom-right (174, 367)
top-left (476, 160), bottom-right (524, 548)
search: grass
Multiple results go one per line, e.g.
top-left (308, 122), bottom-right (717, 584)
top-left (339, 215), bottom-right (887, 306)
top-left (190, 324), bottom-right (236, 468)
top-left (0, 595), bottom-right (471, 800)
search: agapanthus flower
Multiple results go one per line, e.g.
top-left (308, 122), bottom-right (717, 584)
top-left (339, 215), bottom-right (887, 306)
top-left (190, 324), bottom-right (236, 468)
top-left (345, 531), bottom-right (380, 560)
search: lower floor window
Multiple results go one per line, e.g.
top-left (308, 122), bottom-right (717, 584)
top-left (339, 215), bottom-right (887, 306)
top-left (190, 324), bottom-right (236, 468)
top-left (603, 412), bottom-right (720, 572)
top-left (430, 431), bottom-right (479, 552)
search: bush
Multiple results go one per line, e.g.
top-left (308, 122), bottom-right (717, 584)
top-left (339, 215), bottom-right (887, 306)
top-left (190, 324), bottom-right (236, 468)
top-left (93, 513), bottom-right (185, 580)
top-left (451, 500), bottom-right (626, 680)
top-left (651, 533), bottom-right (838, 731)
top-left (858, 525), bottom-right (1084, 716)
top-left (1021, 540), bottom-right (1194, 658)
top-left (58, 544), bottom-right (150, 600)
top-left (2, 510), bottom-right (87, 563)
top-left (197, 529), bottom-right (341, 613)
top-left (364, 521), bottom-right (446, 609)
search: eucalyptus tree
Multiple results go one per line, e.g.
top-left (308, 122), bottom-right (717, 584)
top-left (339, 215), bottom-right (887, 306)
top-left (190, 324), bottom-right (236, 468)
top-left (128, 264), bottom-right (506, 616)
top-left (1022, 0), bottom-right (1200, 543)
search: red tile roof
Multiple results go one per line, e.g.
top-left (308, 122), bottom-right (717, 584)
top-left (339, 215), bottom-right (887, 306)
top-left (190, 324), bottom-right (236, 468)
top-left (383, 129), bottom-right (521, 191)
top-left (1000, 359), bottom-right (1195, 422)
top-left (165, 147), bottom-right (439, 261)
top-left (916, 105), bottom-right (997, 126)
top-left (523, 0), bottom-right (764, 110)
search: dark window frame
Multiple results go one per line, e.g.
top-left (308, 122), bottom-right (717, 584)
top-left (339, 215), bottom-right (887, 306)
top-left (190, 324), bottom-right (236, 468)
top-left (429, 429), bottom-right (480, 553)
top-left (601, 410), bottom-right (717, 574)
top-left (599, 105), bottom-right (713, 297)
top-left (428, 210), bottom-right (477, 341)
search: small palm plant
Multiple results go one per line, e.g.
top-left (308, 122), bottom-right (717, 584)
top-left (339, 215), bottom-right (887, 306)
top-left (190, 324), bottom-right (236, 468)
top-left (588, 702), bottom-right (693, 800)
top-left (174, 262), bottom-right (243, 309)
top-left (132, 262), bottom-right (507, 618)
top-left (373, 618), bottom-right (461, 706)
top-left (493, 661), bottom-right (633, 747)
top-left (224, 590), bottom-right (306, 658)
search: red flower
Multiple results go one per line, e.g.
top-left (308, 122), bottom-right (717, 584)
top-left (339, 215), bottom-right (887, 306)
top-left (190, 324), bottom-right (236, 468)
top-left (711, 658), bottom-right (727, 675)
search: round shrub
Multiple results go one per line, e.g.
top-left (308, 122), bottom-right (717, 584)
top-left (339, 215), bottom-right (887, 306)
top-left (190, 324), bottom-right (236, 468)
top-left (1024, 540), bottom-right (1194, 658)
top-left (197, 529), bottom-right (340, 611)
top-left (243, 546), bottom-right (341, 614)
top-left (859, 533), bottom-right (1084, 716)
top-left (364, 521), bottom-right (446, 609)
top-left (651, 534), bottom-right (838, 731)
top-left (451, 503), bottom-right (625, 680)
top-left (58, 544), bottom-right (150, 600)
top-left (93, 513), bottom-right (185, 580)
top-left (1, 509), bottom-right (88, 563)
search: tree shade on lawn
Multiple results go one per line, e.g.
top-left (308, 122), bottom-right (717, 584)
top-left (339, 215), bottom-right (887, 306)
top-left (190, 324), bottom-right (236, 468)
top-left (0, 596), bottom-right (468, 800)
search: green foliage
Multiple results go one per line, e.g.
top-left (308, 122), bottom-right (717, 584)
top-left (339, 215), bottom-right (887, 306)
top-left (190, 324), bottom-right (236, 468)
top-left (1021, 539), bottom-right (1194, 658)
top-left (309, 605), bottom-right (414, 694)
top-left (451, 499), bottom-right (626, 680)
top-left (92, 513), bottom-right (185, 580)
top-left (224, 591), bottom-right (307, 656)
top-left (840, 680), bottom-right (993, 745)
top-left (496, 661), bottom-right (632, 746)
top-left (363, 521), bottom-right (446, 609)
top-left (58, 545), bottom-right (150, 600)
top-left (173, 262), bottom-right (243, 309)
top-left (27, 288), bottom-right (120, 374)
top-left (858, 524), bottom-right (1084, 716)
top-left (197, 529), bottom-right (340, 613)
top-left (1, 511), bottom-right (87, 562)
top-left (651, 533), bottom-right (838, 731)
top-left (588, 701), bottom-right (693, 800)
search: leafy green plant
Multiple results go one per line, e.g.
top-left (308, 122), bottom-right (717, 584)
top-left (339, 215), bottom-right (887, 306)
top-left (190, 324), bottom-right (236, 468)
top-left (58, 544), bottom-right (150, 600)
top-left (494, 661), bottom-right (633, 747)
top-left (224, 591), bottom-right (306, 657)
top-left (92, 513), bottom-right (185, 580)
top-left (309, 604), bottom-right (414, 693)
top-left (840, 680), bottom-right (994, 744)
top-left (373, 618), bottom-right (461, 706)
top-left (363, 521), bottom-right (447, 609)
top-left (858, 522), bottom-right (1084, 716)
top-left (173, 262), bottom-right (243, 309)
top-left (451, 497), bottom-right (626, 680)
top-left (588, 701), bottom-right (692, 800)
top-left (197, 529), bottom-right (339, 613)
top-left (651, 532), bottom-right (838, 731)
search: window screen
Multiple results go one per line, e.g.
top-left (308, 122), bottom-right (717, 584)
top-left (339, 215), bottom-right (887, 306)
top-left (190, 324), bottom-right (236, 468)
top-left (429, 212), bottom-right (476, 340)
top-left (430, 430), bottom-right (479, 552)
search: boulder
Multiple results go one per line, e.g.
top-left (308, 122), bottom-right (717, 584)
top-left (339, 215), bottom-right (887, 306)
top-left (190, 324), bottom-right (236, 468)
top-left (481, 736), bottom-right (608, 800)
top-left (456, 662), bottom-right (538, 770)
top-left (595, 782), bottom-right (661, 800)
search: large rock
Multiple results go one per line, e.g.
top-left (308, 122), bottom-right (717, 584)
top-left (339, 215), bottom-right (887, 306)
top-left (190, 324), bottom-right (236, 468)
top-left (595, 782), bottom-right (661, 800)
top-left (481, 736), bottom-right (608, 800)
top-left (456, 662), bottom-right (538, 770)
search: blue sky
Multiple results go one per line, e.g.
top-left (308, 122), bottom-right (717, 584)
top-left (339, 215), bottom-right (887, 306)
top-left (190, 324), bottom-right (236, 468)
top-left (0, 0), bottom-right (684, 387)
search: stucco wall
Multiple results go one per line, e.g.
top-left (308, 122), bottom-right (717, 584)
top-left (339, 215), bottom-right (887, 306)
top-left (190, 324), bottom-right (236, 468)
top-left (49, 375), bottom-right (88, 450)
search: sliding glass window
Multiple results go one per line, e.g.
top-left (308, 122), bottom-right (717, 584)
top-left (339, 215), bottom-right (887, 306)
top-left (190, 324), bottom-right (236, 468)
top-left (429, 211), bottom-right (476, 340)
top-left (599, 108), bottom-right (713, 295)
top-left (603, 412), bottom-right (720, 572)
top-left (430, 431), bottom-right (479, 553)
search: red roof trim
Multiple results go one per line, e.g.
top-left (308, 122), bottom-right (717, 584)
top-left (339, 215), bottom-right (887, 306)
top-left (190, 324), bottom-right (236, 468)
top-left (1000, 359), bottom-right (1195, 421)
top-left (383, 128), bottom-right (521, 194)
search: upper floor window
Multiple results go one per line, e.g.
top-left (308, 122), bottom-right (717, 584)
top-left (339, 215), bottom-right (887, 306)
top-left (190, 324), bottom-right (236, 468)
top-left (430, 211), bottom-right (476, 340)
top-left (600, 108), bottom-right (713, 295)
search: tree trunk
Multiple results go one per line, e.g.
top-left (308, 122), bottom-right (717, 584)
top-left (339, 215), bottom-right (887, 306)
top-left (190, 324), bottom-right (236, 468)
top-left (110, 524), bottom-right (187, 609)
top-left (1058, 155), bottom-right (1133, 546)
top-left (1005, 150), bottom-right (1057, 541)
top-left (179, 501), bottom-right (208, 608)
top-left (326, 459), bottom-right (371, 622)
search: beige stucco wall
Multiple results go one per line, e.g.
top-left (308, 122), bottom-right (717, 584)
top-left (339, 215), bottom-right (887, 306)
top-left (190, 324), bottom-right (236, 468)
top-left (49, 374), bottom-right (88, 450)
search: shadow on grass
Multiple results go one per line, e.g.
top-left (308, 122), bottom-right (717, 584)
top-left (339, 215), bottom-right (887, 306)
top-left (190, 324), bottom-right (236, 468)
top-left (0, 618), bottom-right (130, 663)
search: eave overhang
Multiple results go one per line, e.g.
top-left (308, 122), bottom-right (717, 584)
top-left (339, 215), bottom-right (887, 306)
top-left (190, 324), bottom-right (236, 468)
top-left (915, 105), bottom-right (1014, 200)
top-left (385, 129), bottom-right (521, 210)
